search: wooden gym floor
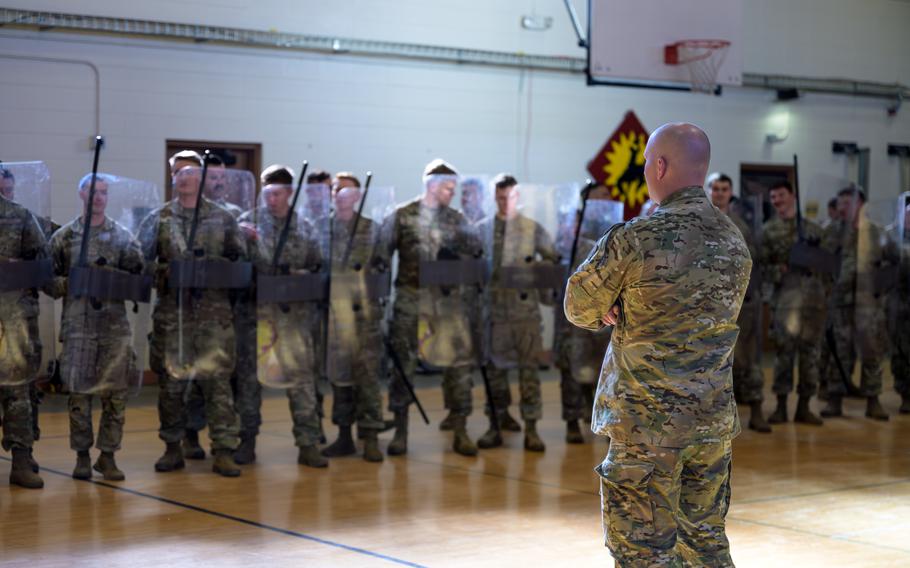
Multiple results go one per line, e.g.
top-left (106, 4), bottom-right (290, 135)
top-left (1, 368), bottom-right (908, 567)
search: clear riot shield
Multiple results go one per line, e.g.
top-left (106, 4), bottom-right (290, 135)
top-left (139, 166), bottom-right (254, 383)
top-left (891, 193), bottom-right (910, 371)
top-left (0, 161), bottom-right (54, 387)
top-left (416, 174), bottom-right (493, 368)
top-left (204, 165), bottom-right (255, 218)
top-left (554, 188), bottom-right (625, 385)
top-left (854, 195), bottom-right (900, 367)
top-left (254, 182), bottom-right (329, 388)
top-left (327, 184), bottom-right (395, 386)
top-left (485, 183), bottom-right (562, 370)
top-left (55, 174), bottom-right (158, 395)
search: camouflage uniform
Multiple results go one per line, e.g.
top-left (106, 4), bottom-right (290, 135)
top-left (49, 216), bottom-right (144, 452)
top-left (482, 213), bottom-right (559, 422)
top-left (822, 218), bottom-right (893, 397)
top-left (327, 213), bottom-right (386, 432)
top-left (386, 198), bottom-right (478, 417)
top-left (727, 211), bottom-right (764, 403)
top-left (240, 207), bottom-right (324, 448)
top-left (138, 198), bottom-right (242, 452)
top-left (759, 216), bottom-right (828, 397)
top-left (0, 196), bottom-right (47, 452)
top-left (565, 186), bottom-right (750, 566)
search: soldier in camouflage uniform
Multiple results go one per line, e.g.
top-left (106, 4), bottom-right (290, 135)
top-left (0, 169), bottom-right (47, 489)
top-left (759, 180), bottom-right (827, 425)
top-left (238, 164), bottom-right (327, 468)
top-left (138, 161), bottom-right (244, 477)
top-left (709, 173), bottom-right (771, 432)
top-left (475, 174), bottom-right (558, 452)
top-left (888, 195), bottom-right (910, 414)
top-left (566, 124), bottom-right (748, 566)
top-left (320, 172), bottom-right (387, 462)
top-left (385, 159), bottom-right (481, 457)
top-left (49, 174), bottom-right (145, 481)
top-left (820, 187), bottom-right (892, 420)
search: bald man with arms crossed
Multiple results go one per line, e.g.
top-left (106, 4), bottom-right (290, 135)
top-left (565, 123), bottom-right (750, 567)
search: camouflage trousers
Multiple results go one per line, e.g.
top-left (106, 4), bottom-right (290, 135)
top-left (557, 323), bottom-right (608, 422)
top-left (233, 373), bottom-right (322, 447)
top-left (597, 440), bottom-right (734, 568)
top-left (559, 367), bottom-right (595, 422)
top-left (29, 382), bottom-right (41, 442)
top-left (824, 306), bottom-right (884, 397)
top-left (69, 390), bottom-right (126, 452)
top-left (485, 319), bottom-right (543, 421)
top-left (485, 367), bottom-right (541, 422)
top-left (157, 374), bottom-right (240, 452)
top-left (0, 385), bottom-right (34, 451)
top-left (733, 302), bottom-right (763, 404)
top-left (388, 293), bottom-right (473, 416)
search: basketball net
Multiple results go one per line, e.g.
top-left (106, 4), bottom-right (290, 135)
top-left (664, 40), bottom-right (731, 94)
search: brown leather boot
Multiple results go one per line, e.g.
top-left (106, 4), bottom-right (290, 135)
top-left (10, 448), bottom-right (44, 489)
top-left (154, 442), bottom-right (185, 472)
top-left (794, 396), bottom-right (823, 426)
top-left (94, 451), bottom-right (126, 481)
top-left (523, 420), bottom-right (546, 452)
top-left (72, 450), bottom-right (92, 480)
top-left (387, 411), bottom-right (409, 456)
top-left (212, 449), bottom-right (242, 477)
top-left (452, 416), bottom-right (478, 457)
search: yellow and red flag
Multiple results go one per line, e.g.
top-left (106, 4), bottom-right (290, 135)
top-left (587, 111), bottom-right (650, 220)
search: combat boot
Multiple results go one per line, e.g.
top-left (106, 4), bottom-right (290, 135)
top-left (901, 395), bottom-right (910, 415)
top-left (233, 434), bottom-right (257, 465)
top-left (322, 426), bottom-right (356, 457)
top-left (865, 396), bottom-right (889, 421)
top-left (10, 448), bottom-right (44, 488)
top-left (298, 445), bottom-right (328, 468)
top-left (748, 401), bottom-right (772, 433)
top-left (72, 450), bottom-right (92, 480)
top-left (28, 448), bottom-right (39, 473)
top-left (565, 420), bottom-right (585, 444)
top-left (477, 422), bottom-right (503, 449)
top-left (361, 430), bottom-right (384, 463)
top-left (438, 411), bottom-right (457, 431)
top-left (452, 416), bottom-right (478, 457)
top-left (182, 429), bottom-right (205, 460)
top-left (154, 442), bottom-right (185, 472)
top-left (768, 394), bottom-right (788, 424)
top-left (794, 396), bottom-right (823, 425)
top-left (387, 411), bottom-right (409, 456)
top-left (821, 396), bottom-right (843, 418)
top-left (524, 420), bottom-right (546, 452)
top-left (94, 451), bottom-right (125, 481)
top-left (500, 411), bottom-right (522, 432)
top-left (212, 449), bottom-right (242, 477)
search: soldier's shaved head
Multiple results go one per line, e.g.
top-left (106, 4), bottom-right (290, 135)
top-left (643, 122), bottom-right (711, 203)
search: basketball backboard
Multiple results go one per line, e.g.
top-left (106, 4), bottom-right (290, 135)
top-left (587, 0), bottom-right (743, 92)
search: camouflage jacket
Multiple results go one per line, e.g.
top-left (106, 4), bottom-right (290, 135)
top-left (239, 207), bottom-right (323, 273)
top-left (0, 195), bottom-right (49, 310)
top-left (759, 216), bottom-right (828, 311)
top-left (386, 197), bottom-right (482, 291)
top-left (482, 213), bottom-right (560, 323)
top-left (564, 186), bottom-right (751, 448)
top-left (331, 212), bottom-right (389, 312)
top-left (137, 197), bottom-right (246, 324)
top-left (49, 216), bottom-right (144, 334)
top-left (825, 217), bottom-right (899, 308)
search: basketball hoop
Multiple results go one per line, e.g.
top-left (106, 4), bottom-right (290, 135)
top-left (664, 39), bottom-right (731, 94)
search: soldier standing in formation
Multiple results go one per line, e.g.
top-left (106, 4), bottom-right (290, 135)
top-left (566, 123), bottom-right (748, 565)
top-left (139, 157), bottom-right (246, 477)
top-left (49, 173), bottom-right (145, 480)
top-left (476, 174), bottom-right (558, 452)
top-left (820, 187), bottom-right (891, 420)
top-left (320, 172), bottom-right (387, 462)
top-left (385, 159), bottom-right (480, 457)
top-left (709, 172), bottom-right (771, 432)
top-left (0, 167), bottom-right (47, 489)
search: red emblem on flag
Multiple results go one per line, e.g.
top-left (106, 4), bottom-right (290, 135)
top-left (587, 111), bottom-right (650, 219)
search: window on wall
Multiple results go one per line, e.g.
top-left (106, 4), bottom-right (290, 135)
top-left (164, 140), bottom-right (262, 201)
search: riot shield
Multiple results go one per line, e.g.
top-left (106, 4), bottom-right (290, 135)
top-left (253, 182), bottom-right (329, 388)
top-left (139, 165), bottom-right (254, 383)
top-left (416, 174), bottom-right (493, 368)
top-left (485, 183), bottom-right (562, 370)
top-left (327, 184), bottom-right (395, 386)
top-left (204, 165), bottom-right (255, 218)
top-left (554, 189), bottom-right (624, 385)
top-left (0, 161), bottom-right (54, 387)
top-left (890, 193), bottom-right (910, 381)
top-left (54, 174), bottom-right (158, 395)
